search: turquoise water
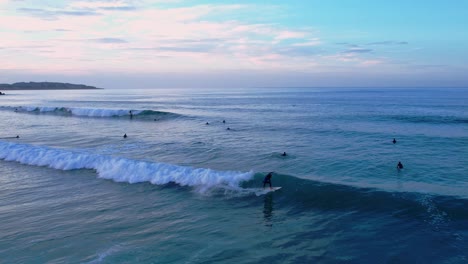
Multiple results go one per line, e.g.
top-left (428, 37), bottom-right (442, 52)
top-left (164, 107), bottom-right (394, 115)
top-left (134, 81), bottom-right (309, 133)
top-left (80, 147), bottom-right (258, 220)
top-left (1, 88), bottom-right (467, 263)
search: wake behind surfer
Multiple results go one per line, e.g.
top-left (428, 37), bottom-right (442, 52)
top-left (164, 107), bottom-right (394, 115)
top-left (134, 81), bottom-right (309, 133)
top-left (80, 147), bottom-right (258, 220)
top-left (263, 172), bottom-right (273, 189)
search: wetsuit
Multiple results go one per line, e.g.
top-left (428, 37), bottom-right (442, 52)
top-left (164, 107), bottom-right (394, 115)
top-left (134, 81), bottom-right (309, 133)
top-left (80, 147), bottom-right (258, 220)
top-left (263, 173), bottom-right (272, 188)
top-left (397, 162), bottom-right (403, 169)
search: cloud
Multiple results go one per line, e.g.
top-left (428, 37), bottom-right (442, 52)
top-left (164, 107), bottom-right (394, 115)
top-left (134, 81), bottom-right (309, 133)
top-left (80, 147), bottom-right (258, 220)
top-left (368, 41), bottom-right (408, 45)
top-left (274, 30), bottom-right (307, 41)
top-left (277, 45), bottom-right (320, 56)
top-left (91, 38), bottom-right (128, 43)
top-left (342, 48), bottom-right (373, 54)
top-left (127, 45), bottom-right (215, 53)
top-left (15, 0), bottom-right (139, 19)
top-left (337, 41), bottom-right (408, 48)
top-left (292, 39), bottom-right (321, 47)
top-left (68, 0), bottom-right (137, 11)
top-left (17, 7), bottom-right (100, 18)
top-left (0, 1), bottom-right (394, 75)
top-left (158, 45), bottom-right (214, 53)
top-left (125, 37), bottom-right (224, 54)
top-left (100, 6), bottom-right (136, 11)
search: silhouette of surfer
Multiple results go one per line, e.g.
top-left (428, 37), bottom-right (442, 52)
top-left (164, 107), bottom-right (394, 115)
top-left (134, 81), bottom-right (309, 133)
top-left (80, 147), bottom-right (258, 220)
top-left (223, 120), bottom-right (226, 123)
top-left (397, 161), bottom-right (404, 170)
top-left (393, 138), bottom-right (397, 144)
top-left (206, 122), bottom-right (209, 125)
top-left (123, 133), bottom-right (127, 138)
top-left (129, 110), bottom-right (133, 119)
top-left (281, 152), bottom-right (287, 156)
top-left (263, 172), bottom-right (273, 189)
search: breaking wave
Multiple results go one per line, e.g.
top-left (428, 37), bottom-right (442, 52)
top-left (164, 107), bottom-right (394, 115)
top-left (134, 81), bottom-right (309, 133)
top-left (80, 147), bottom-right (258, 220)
top-left (1, 141), bottom-right (467, 223)
top-left (0, 106), bottom-right (180, 119)
top-left (0, 141), bottom-right (253, 192)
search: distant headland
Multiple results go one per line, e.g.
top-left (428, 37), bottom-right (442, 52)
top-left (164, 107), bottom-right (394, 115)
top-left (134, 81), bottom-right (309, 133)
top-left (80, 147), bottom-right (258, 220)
top-left (0, 82), bottom-right (101, 90)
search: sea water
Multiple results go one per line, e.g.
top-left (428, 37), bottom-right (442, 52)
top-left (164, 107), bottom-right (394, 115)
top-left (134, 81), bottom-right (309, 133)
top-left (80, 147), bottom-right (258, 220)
top-left (0, 88), bottom-right (467, 263)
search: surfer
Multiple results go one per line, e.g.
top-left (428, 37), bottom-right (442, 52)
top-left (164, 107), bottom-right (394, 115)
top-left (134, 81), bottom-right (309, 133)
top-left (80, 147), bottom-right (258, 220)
top-left (123, 133), bottom-right (127, 138)
top-left (129, 110), bottom-right (133, 119)
top-left (397, 161), bottom-right (404, 170)
top-left (263, 172), bottom-right (273, 189)
top-left (393, 138), bottom-right (397, 144)
top-left (281, 152), bottom-right (287, 156)
top-left (223, 120), bottom-right (226, 123)
top-left (227, 127), bottom-right (230, 130)
top-left (206, 122), bottom-right (209, 125)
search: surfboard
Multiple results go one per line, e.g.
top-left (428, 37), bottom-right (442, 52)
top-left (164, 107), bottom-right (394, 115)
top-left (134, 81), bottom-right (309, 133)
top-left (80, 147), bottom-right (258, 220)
top-left (268, 187), bottom-right (282, 192)
top-left (247, 187), bottom-right (282, 196)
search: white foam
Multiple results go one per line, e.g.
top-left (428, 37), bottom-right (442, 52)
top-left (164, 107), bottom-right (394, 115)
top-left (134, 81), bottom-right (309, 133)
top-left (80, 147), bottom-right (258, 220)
top-left (0, 142), bottom-right (253, 191)
top-left (69, 108), bottom-right (142, 117)
top-left (8, 106), bottom-right (142, 117)
top-left (24, 106), bottom-right (58, 112)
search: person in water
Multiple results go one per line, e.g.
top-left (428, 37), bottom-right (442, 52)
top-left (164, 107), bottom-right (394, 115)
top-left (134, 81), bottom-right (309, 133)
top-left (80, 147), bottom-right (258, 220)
top-left (281, 152), bottom-right (287, 156)
top-left (393, 138), bottom-right (397, 144)
top-left (397, 161), bottom-right (404, 170)
top-left (206, 122), bottom-right (209, 125)
top-left (123, 133), bottom-right (127, 138)
top-left (223, 120), bottom-right (226, 123)
top-left (263, 172), bottom-right (273, 189)
top-left (129, 110), bottom-right (133, 119)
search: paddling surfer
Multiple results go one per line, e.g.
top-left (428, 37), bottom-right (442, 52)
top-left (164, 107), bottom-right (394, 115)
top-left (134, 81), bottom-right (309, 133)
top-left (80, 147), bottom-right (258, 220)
top-left (397, 161), bottom-right (404, 170)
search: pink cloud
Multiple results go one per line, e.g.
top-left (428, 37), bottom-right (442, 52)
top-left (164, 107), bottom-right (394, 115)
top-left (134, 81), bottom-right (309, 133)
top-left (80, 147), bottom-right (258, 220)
top-left (0, 2), bottom-right (329, 73)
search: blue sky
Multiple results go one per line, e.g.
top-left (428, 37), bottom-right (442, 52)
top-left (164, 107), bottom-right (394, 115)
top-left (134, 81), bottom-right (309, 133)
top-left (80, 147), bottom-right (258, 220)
top-left (0, 0), bottom-right (466, 88)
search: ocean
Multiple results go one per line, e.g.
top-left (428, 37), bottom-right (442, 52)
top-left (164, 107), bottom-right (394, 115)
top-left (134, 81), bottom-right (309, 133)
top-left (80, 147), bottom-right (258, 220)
top-left (0, 87), bottom-right (467, 263)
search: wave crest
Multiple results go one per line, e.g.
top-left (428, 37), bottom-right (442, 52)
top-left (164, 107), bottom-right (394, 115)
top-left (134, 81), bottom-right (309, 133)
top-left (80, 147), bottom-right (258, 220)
top-left (0, 106), bottom-right (178, 118)
top-left (0, 142), bottom-right (253, 192)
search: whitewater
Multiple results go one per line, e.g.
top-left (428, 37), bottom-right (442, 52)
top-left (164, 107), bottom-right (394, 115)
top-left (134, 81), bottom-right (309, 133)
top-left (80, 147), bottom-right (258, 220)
top-left (1, 88), bottom-right (467, 263)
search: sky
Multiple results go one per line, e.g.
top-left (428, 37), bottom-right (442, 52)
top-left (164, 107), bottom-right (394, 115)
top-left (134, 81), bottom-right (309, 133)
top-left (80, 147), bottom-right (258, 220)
top-left (0, 0), bottom-right (467, 88)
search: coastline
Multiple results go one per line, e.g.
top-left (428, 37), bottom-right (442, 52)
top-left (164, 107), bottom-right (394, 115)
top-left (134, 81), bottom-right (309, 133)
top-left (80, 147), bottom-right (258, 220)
top-left (0, 87), bottom-right (102, 90)
top-left (0, 82), bottom-right (102, 90)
